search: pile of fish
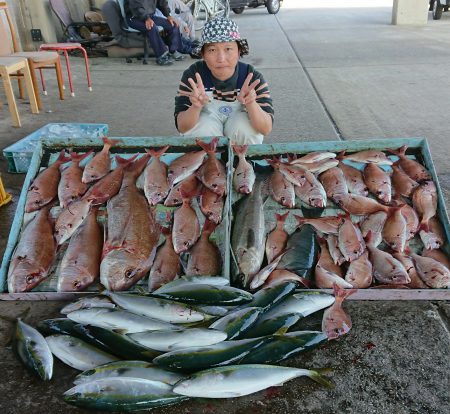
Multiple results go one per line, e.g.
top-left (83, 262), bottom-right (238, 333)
top-left (10, 280), bottom-right (357, 411)
top-left (7, 137), bottom-right (227, 293)
top-left (231, 145), bottom-right (450, 290)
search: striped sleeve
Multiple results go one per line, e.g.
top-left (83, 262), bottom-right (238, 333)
top-left (247, 67), bottom-right (274, 120)
top-left (174, 62), bottom-right (202, 124)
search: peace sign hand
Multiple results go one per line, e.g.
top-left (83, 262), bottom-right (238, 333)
top-left (178, 72), bottom-right (210, 109)
top-left (237, 73), bottom-right (261, 106)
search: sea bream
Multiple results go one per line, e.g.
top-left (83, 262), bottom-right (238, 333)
top-left (232, 144), bottom-right (255, 194)
top-left (186, 220), bottom-right (222, 276)
top-left (337, 161), bottom-right (369, 196)
top-left (336, 193), bottom-right (389, 216)
top-left (58, 150), bottom-right (92, 208)
top-left (344, 251), bottom-right (372, 288)
top-left (143, 146), bottom-right (170, 205)
top-left (365, 231), bottom-right (410, 285)
top-left (337, 215), bottom-right (365, 262)
top-left (391, 162), bottom-right (419, 198)
top-left (172, 188), bottom-right (201, 254)
top-left (100, 155), bottom-right (160, 291)
top-left (148, 226), bottom-right (180, 292)
top-left (57, 207), bottom-right (103, 292)
top-left (360, 211), bottom-right (387, 247)
top-left (82, 137), bottom-right (120, 183)
top-left (412, 181), bottom-right (437, 232)
top-left (25, 150), bottom-right (70, 213)
top-left (294, 168), bottom-right (327, 208)
top-left (196, 138), bottom-right (227, 196)
top-left (54, 197), bottom-right (93, 245)
top-left (392, 252), bottom-right (428, 289)
top-left (322, 283), bottom-right (357, 340)
top-left (339, 150), bottom-right (392, 165)
top-left (199, 187), bottom-right (224, 224)
top-left (294, 215), bottom-right (344, 236)
top-left (382, 206), bottom-right (408, 253)
top-left (319, 167), bottom-right (349, 202)
top-left (8, 205), bottom-right (56, 293)
top-left (82, 154), bottom-right (138, 205)
top-left (410, 253), bottom-right (450, 289)
top-left (268, 169), bottom-right (295, 208)
top-left (267, 157), bottom-right (307, 188)
top-left (231, 178), bottom-right (267, 287)
top-left (419, 216), bottom-right (445, 250)
top-left (167, 146), bottom-right (207, 186)
top-left (164, 174), bottom-right (200, 207)
top-left (363, 162), bottom-right (392, 203)
top-left (387, 145), bottom-right (431, 182)
top-left (266, 212), bottom-right (289, 263)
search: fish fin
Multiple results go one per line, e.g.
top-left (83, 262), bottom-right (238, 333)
top-left (275, 211), bottom-right (290, 222)
top-left (135, 285), bottom-right (147, 295)
top-left (202, 219), bottom-right (218, 236)
top-left (124, 153), bottom-right (151, 178)
top-left (293, 214), bottom-right (305, 227)
top-left (112, 328), bottom-right (127, 335)
top-left (55, 149), bottom-right (71, 165)
top-left (418, 220), bottom-right (430, 233)
top-left (70, 149), bottom-right (94, 163)
top-left (332, 283), bottom-right (357, 300)
top-left (102, 137), bottom-right (120, 150)
top-left (232, 144), bottom-right (248, 155)
top-left (145, 145), bottom-right (170, 159)
top-left (307, 369), bottom-right (335, 389)
top-left (196, 137), bottom-right (219, 153)
top-left (336, 150), bottom-right (346, 160)
top-left (116, 153), bottom-right (139, 166)
top-left (274, 327), bottom-right (289, 336)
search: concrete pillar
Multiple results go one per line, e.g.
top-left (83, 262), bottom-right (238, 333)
top-left (392, 0), bottom-right (429, 25)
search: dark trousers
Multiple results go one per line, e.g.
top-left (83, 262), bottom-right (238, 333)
top-left (127, 15), bottom-right (181, 58)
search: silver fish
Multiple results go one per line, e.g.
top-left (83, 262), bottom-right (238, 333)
top-left (231, 178), bottom-right (267, 287)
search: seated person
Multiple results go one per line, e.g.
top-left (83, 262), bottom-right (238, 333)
top-left (125, 0), bottom-right (185, 65)
top-left (174, 17), bottom-right (273, 144)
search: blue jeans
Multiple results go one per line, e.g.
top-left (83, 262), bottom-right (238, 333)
top-left (127, 15), bottom-right (181, 58)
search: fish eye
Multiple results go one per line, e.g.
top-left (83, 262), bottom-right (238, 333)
top-left (73, 280), bottom-right (81, 288)
top-left (125, 269), bottom-right (134, 278)
top-left (184, 241), bottom-right (190, 247)
top-left (68, 224), bottom-right (72, 228)
top-left (26, 275), bottom-right (35, 284)
top-left (212, 184), bottom-right (217, 188)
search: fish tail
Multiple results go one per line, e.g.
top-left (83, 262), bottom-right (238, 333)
top-left (305, 369), bottom-right (335, 389)
top-left (293, 214), bottom-right (306, 226)
top-left (180, 186), bottom-right (199, 202)
top-left (125, 154), bottom-right (150, 177)
top-left (232, 144), bottom-right (248, 155)
top-left (287, 153), bottom-right (297, 163)
top-left (386, 145), bottom-right (407, 157)
top-left (418, 219), bottom-right (430, 233)
top-left (275, 211), bottom-right (290, 222)
top-left (102, 136), bottom-right (120, 150)
top-left (333, 282), bottom-right (357, 301)
top-left (145, 145), bottom-right (170, 158)
top-left (196, 137), bottom-right (219, 153)
top-left (116, 153), bottom-right (139, 166)
top-left (203, 219), bottom-right (218, 235)
top-left (336, 150), bottom-right (346, 160)
top-left (55, 149), bottom-right (71, 165)
top-left (70, 150), bottom-right (93, 163)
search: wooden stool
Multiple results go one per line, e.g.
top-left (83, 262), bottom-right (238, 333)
top-left (39, 43), bottom-right (92, 97)
top-left (0, 56), bottom-right (39, 127)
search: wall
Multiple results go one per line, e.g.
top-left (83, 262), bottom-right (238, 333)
top-left (6, 0), bottom-right (107, 51)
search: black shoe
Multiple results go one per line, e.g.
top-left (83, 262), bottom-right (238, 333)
top-left (156, 54), bottom-right (174, 66)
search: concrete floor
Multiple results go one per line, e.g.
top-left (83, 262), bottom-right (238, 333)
top-left (1, 3), bottom-right (450, 413)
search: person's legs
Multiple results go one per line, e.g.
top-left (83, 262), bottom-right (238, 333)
top-left (224, 109), bottom-right (264, 144)
top-left (180, 110), bottom-right (224, 137)
top-left (151, 16), bottom-right (182, 55)
top-left (127, 17), bottom-right (168, 58)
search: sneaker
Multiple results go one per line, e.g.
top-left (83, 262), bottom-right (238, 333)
top-left (170, 51), bottom-right (186, 61)
top-left (156, 53), bottom-right (173, 66)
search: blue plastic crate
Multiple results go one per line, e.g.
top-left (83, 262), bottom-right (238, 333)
top-left (3, 123), bottom-right (108, 173)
